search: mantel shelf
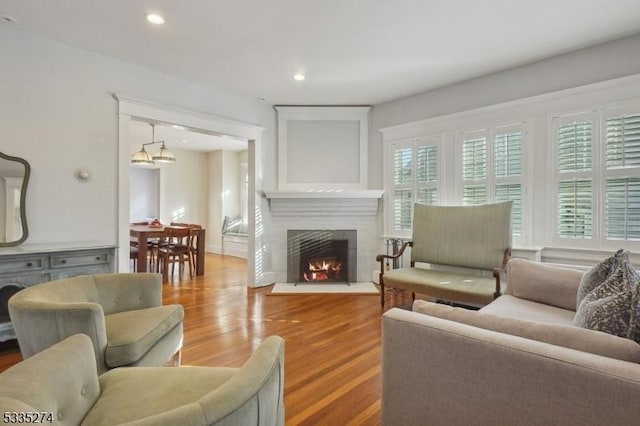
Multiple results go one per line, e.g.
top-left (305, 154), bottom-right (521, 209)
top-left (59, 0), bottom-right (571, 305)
top-left (264, 190), bottom-right (384, 199)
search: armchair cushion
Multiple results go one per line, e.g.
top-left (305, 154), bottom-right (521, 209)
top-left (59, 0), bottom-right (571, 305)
top-left (413, 300), bottom-right (640, 363)
top-left (105, 304), bottom-right (184, 367)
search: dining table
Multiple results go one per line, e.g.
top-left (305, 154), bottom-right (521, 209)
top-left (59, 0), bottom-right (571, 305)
top-left (130, 224), bottom-right (206, 276)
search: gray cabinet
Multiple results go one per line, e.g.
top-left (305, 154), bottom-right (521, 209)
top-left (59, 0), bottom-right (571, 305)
top-left (0, 245), bottom-right (116, 341)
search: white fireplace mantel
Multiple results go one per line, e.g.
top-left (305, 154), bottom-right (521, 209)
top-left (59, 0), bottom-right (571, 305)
top-left (265, 189), bottom-right (383, 218)
top-left (264, 189), bottom-right (383, 199)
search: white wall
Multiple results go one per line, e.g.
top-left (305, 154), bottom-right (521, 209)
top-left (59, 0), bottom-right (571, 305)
top-left (0, 25), bottom-right (276, 277)
top-left (159, 148), bottom-right (209, 226)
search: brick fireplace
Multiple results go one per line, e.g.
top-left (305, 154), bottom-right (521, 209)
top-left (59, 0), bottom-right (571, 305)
top-left (265, 190), bottom-right (383, 283)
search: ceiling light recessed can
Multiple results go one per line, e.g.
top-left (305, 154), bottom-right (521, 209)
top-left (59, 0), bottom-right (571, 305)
top-left (294, 74), bottom-right (305, 81)
top-left (146, 13), bottom-right (165, 25)
top-left (1, 15), bottom-right (18, 24)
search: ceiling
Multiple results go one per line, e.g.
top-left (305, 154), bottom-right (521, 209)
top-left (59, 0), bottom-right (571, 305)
top-left (2, 0), bottom-right (640, 106)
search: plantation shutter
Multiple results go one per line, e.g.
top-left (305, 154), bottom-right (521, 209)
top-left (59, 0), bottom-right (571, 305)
top-left (416, 144), bottom-right (438, 205)
top-left (556, 121), bottom-right (593, 238)
top-left (462, 136), bottom-right (487, 205)
top-left (494, 132), bottom-right (522, 235)
top-left (392, 146), bottom-right (413, 231)
top-left (605, 113), bottom-right (640, 240)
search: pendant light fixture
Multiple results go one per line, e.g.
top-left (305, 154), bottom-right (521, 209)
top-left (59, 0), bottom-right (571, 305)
top-left (131, 123), bottom-right (176, 165)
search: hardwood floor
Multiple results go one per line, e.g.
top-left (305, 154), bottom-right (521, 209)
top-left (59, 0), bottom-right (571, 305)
top-left (0, 253), bottom-right (413, 425)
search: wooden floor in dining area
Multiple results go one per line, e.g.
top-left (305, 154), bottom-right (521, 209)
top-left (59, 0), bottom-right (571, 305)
top-left (0, 253), bottom-right (413, 425)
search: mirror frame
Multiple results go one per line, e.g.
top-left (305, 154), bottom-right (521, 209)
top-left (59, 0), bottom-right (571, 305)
top-left (0, 152), bottom-right (30, 247)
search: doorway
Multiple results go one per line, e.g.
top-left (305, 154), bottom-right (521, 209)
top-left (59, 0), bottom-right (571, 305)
top-left (116, 95), bottom-right (266, 286)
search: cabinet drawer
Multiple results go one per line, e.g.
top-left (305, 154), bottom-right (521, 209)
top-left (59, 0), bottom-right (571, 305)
top-left (0, 273), bottom-right (49, 287)
top-left (0, 256), bottom-right (46, 274)
top-left (51, 252), bottom-right (109, 269)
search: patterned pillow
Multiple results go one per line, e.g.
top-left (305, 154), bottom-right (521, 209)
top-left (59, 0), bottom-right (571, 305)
top-left (574, 251), bottom-right (640, 343)
top-left (576, 249), bottom-right (625, 305)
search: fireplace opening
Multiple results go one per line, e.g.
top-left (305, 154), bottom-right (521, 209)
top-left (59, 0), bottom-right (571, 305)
top-left (287, 230), bottom-right (356, 284)
top-left (0, 283), bottom-right (23, 323)
top-left (300, 239), bottom-right (347, 283)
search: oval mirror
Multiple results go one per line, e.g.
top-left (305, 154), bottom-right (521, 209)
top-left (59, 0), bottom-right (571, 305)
top-left (0, 152), bottom-right (30, 246)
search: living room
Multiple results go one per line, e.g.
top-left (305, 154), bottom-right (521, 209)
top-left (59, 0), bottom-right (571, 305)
top-left (2, 1), bottom-right (640, 424)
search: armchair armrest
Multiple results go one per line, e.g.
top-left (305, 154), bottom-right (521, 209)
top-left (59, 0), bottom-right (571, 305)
top-left (9, 299), bottom-right (108, 371)
top-left (376, 241), bottom-right (412, 267)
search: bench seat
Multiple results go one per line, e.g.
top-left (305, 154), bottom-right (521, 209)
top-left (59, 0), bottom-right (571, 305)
top-left (383, 267), bottom-right (503, 307)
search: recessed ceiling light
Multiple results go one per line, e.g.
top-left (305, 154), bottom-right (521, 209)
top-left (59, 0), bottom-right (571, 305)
top-left (294, 74), bottom-right (305, 81)
top-left (181, 139), bottom-right (188, 143)
top-left (171, 125), bottom-right (185, 130)
top-left (146, 13), bottom-right (165, 25)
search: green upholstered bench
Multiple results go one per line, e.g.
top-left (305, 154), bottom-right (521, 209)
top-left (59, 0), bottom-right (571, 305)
top-left (377, 202), bottom-right (512, 307)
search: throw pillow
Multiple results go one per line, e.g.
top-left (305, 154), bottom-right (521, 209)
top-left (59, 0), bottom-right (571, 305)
top-left (576, 249), bottom-right (625, 305)
top-left (574, 251), bottom-right (640, 343)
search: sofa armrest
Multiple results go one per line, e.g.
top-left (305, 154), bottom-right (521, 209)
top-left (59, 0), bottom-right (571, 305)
top-left (382, 308), bottom-right (640, 426)
top-left (0, 334), bottom-right (100, 425)
top-left (506, 258), bottom-right (584, 310)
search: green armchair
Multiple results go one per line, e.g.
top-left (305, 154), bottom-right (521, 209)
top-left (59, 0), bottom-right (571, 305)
top-left (0, 334), bottom-right (285, 425)
top-left (8, 273), bottom-right (183, 374)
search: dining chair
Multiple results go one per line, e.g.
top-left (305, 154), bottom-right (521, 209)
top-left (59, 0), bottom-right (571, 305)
top-left (171, 222), bottom-right (202, 274)
top-left (130, 221), bottom-right (158, 271)
top-left (157, 226), bottom-right (193, 280)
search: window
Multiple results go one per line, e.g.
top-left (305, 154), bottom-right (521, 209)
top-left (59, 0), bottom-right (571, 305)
top-left (553, 109), bottom-right (640, 245)
top-left (604, 112), bottom-right (640, 241)
top-left (389, 137), bottom-right (442, 235)
top-left (460, 126), bottom-right (524, 236)
top-left (555, 120), bottom-right (593, 239)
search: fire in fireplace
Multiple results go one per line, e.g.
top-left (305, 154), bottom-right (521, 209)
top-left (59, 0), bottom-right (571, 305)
top-left (287, 230), bottom-right (357, 284)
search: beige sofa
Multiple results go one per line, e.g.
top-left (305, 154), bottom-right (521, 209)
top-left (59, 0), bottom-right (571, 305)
top-left (381, 259), bottom-right (640, 425)
top-left (0, 333), bottom-right (285, 425)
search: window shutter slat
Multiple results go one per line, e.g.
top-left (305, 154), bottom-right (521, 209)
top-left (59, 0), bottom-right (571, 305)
top-left (606, 114), bottom-right (640, 168)
top-left (558, 179), bottom-right (592, 238)
top-left (495, 183), bottom-right (522, 236)
top-left (606, 177), bottom-right (640, 240)
top-left (557, 121), bottom-right (592, 172)
top-left (495, 132), bottom-right (522, 177)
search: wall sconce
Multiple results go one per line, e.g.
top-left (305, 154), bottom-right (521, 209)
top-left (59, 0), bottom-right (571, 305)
top-left (74, 168), bottom-right (91, 182)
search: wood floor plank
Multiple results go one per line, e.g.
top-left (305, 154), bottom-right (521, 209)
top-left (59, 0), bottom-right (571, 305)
top-left (0, 253), bottom-right (412, 424)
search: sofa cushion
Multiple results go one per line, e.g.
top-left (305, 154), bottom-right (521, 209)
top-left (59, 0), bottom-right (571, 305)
top-left (480, 295), bottom-right (575, 325)
top-left (506, 259), bottom-right (584, 311)
top-left (413, 300), bottom-right (640, 363)
top-left (574, 251), bottom-right (640, 343)
top-left (105, 304), bottom-right (184, 367)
